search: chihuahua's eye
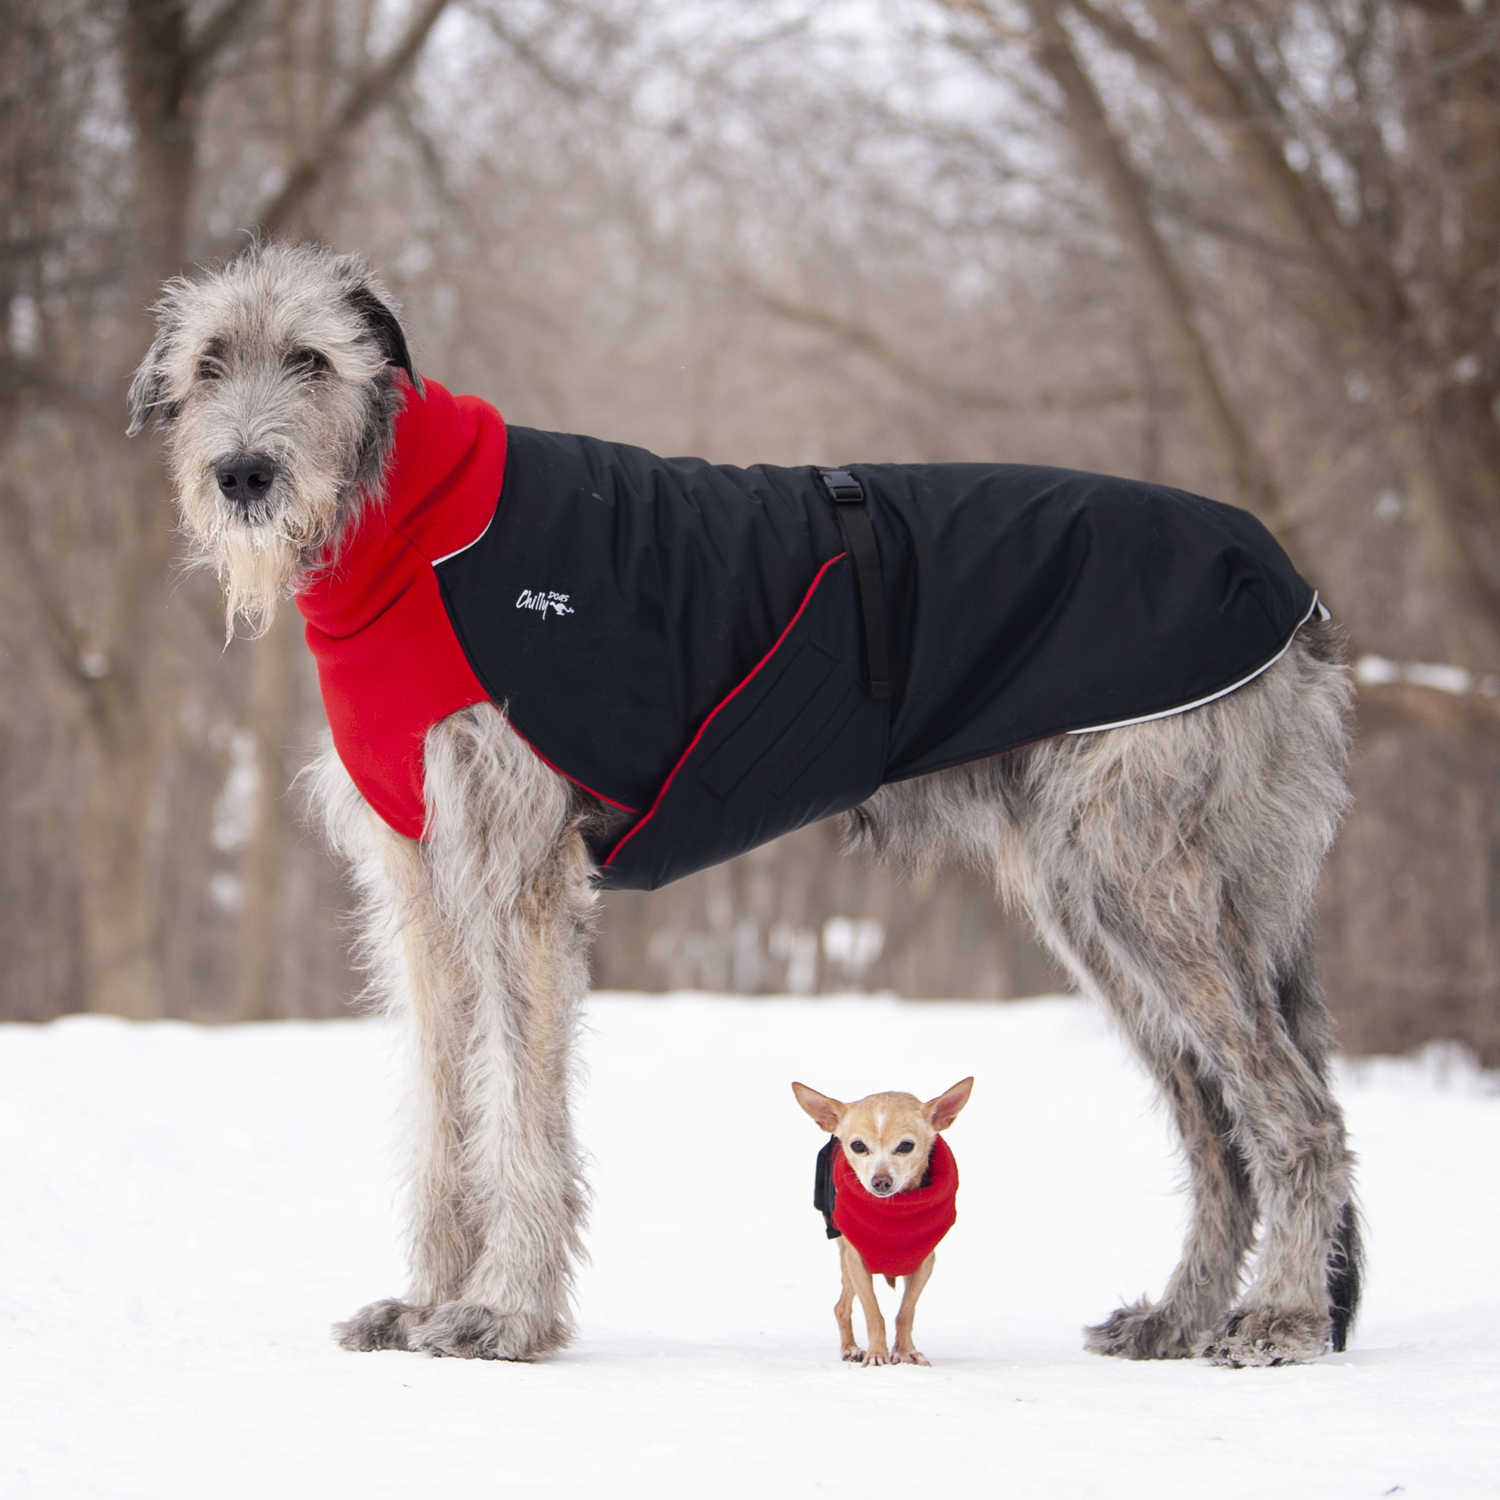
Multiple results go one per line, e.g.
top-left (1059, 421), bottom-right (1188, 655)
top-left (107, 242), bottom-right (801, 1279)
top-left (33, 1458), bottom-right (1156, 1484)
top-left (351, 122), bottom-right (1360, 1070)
top-left (894, 1140), bottom-right (915, 1155)
top-left (849, 1140), bottom-right (868, 1154)
top-left (288, 347), bottom-right (331, 378)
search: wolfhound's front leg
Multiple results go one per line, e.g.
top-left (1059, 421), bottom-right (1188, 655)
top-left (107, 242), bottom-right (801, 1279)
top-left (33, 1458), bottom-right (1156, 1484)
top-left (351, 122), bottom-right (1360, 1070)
top-left (317, 706), bottom-right (594, 1360)
top-left (414, 839), bottom-right (593, 1360)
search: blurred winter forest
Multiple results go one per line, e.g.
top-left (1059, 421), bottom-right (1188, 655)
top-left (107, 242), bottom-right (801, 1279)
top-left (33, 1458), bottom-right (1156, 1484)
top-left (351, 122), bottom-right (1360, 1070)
top-left (4, 0), bottom-right (1500, 1060)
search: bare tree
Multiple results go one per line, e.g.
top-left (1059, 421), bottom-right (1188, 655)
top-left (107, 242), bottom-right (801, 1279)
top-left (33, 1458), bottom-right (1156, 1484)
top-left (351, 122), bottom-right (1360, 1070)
top-left (5, 0), bottom-right (1495, 1058)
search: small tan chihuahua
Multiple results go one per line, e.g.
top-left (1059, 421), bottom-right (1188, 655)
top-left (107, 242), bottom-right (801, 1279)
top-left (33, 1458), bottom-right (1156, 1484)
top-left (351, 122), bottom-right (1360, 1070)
top-left (792, 1078), bottom-right (973, 1366)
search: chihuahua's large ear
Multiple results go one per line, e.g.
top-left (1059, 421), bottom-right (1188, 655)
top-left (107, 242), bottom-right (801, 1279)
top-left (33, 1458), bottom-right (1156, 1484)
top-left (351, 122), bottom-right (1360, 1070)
top-left (126, 329), bottom-right (176, 437)
top-left (346, 280), bottom-right (422, 395)
top-left (792, 1082), bottom-right (843, 1134)
top-left (925, 1077), bottom-right (974, 1131)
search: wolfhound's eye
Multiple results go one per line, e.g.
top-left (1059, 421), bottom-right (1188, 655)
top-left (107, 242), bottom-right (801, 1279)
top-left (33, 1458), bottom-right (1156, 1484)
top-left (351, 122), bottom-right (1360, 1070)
top-left (288, 347), bottom-right (331, 378)
top-left (197, 339), bottom-right (226, 381)
top-left (849, 1140), bottom-right (868, 1154)
top-left (894, 1141), bottom-right (915, 1155)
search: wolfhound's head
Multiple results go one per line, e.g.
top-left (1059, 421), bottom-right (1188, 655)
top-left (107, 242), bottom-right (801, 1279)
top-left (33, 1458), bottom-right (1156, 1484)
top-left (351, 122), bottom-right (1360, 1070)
top-left (128, 240), bottom-right (419, 636)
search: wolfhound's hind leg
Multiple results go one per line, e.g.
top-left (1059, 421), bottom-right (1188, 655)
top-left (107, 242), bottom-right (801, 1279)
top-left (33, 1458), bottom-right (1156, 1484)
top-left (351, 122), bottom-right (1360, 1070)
top-left (1195, 972), bottom-right (1359, 1367)
top-left (1083, 1046), bottom-right (1257, 1359)
top-left (1021, 629), bottom-right (1357, 1364)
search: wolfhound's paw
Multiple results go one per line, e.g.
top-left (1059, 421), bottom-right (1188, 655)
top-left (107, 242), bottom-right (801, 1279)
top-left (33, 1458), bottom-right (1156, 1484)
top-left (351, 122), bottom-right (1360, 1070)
top-left (408, 1301), bottom-right (545, 1361)
top-left (891, 1349), bottom-right (931, 1366)
top-left (334, 1298), bottom-right (420, 1352)
top-left (1085, 1298), bottom-right (1199, 1360)
top-left (1200, 1306), bottom-right (1330, 1367)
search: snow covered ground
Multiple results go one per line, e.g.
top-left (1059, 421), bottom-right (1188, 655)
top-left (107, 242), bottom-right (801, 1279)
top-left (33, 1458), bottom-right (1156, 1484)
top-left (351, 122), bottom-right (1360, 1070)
top-left (1, 994), bottom-right (1496, 1499)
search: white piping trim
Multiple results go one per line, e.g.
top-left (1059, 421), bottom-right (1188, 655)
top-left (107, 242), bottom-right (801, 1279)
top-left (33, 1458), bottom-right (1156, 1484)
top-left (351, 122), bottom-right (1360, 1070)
top-left (1066, 592), bottom-right (1326, 737)
top-left (431, 509), bottom-right (497, 568)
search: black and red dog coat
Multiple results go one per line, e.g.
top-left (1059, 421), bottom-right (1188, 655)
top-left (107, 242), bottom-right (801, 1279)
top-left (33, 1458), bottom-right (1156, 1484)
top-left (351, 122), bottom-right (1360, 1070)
top-left (297, 378), bottom-right (1321, 891)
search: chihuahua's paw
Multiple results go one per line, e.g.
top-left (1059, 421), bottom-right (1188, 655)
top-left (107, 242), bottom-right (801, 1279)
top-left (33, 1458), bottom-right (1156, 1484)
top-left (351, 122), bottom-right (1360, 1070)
top-left (841, 1346), bottom-right (866, 1362)
top-left (334, 1298), bottom-right (422, 1352)
top-left (892, 1349), bottom-right (930, 1366)
top-left (861, 1349), bottom-right (892, 1367)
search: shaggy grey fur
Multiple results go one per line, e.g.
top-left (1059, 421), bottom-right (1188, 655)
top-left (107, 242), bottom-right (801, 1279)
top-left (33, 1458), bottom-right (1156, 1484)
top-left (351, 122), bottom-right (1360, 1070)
top-left (131, 240), bottom-right (1362, 1367)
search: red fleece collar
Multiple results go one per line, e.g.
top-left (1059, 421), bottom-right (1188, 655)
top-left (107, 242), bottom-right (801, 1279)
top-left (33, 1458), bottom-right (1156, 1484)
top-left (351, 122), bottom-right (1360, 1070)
top-left (295, 377), bottom-right (507, 838)
top-left (831, 1135), bottom-right (959, 1277)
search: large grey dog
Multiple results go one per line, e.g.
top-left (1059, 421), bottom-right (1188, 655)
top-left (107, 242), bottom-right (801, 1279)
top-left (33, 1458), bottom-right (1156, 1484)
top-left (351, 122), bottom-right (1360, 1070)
top-left (129, 241), bottom-right (1360, 1367)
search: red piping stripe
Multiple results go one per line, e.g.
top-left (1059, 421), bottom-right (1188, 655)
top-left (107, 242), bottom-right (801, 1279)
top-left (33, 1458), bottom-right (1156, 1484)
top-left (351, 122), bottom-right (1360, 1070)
top-left (603, 552), bottom-right (848, 869)
top-left (508, 721), bottom-right (640, 814)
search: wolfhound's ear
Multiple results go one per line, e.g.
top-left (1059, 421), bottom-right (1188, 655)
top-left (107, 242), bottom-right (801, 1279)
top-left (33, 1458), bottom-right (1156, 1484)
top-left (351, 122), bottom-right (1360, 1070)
top-left (792, 1082), bottom-right (843, 1133)
top-left (126, 331), bottom-right (176, 437)
top-left (346, 281), bottom-right (423, 396)
top-left (925, 1077), bottom-right (973, 1131)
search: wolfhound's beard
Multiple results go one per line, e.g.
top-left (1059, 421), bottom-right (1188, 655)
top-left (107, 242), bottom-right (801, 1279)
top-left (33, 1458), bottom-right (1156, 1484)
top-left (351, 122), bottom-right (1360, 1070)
top-left (176, 465), bottom-right (348, 639)
top-left (210, 524), bottom-right (304, 639)
top-left (181, 495), bottom-right (338, 641)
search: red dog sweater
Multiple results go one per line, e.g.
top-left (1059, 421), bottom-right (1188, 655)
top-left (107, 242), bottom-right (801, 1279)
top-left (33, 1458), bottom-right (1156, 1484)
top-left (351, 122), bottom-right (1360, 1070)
top-left (831, 1136), bottom-right (959, 1278)
top-left (295, 378), bottom-right (503, 838)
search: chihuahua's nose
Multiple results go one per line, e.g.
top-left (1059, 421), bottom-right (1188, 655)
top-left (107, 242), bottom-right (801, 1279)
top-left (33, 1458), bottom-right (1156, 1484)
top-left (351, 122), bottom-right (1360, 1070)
top-left (215, 453), bottom-right (277, 508)
top-left (871, 1174), bottom-right (893, 1195)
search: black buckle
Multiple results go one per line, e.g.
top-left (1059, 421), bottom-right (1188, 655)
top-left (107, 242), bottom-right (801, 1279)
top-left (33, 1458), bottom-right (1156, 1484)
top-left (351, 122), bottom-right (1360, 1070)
top-left (820, 468), bottom-right (864, 503)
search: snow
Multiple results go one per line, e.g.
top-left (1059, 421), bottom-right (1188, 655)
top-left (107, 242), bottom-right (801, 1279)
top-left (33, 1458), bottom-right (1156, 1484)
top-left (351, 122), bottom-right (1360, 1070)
top-left (1, 993), bottom-right (1496, 1499)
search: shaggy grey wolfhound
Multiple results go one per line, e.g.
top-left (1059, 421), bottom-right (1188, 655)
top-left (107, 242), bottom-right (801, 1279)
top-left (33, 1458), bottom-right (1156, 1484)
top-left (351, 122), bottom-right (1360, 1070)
top-left (129, 242), bottom-right (1360, 1367)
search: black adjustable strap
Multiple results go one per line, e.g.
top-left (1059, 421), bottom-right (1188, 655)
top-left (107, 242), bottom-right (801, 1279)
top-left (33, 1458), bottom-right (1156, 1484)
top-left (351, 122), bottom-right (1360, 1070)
top-left (819, 468), bottom-right (891, 700)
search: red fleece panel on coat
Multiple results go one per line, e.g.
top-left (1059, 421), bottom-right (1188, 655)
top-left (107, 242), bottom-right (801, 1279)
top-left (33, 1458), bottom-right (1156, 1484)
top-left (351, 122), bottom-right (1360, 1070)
top-left (831, 1135), bottom-right (959, 1277)
top-left (295, 378), bottom-right (505, 840)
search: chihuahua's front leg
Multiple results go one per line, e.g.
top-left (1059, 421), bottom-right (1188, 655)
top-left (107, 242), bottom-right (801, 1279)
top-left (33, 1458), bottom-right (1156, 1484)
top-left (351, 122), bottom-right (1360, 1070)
top-left (892, 1252), bottom-right (936, 1365)
top-left (835, 1240), bottom-right (862, 1360)
top-left (839, 1237), bottom-right (890, 1366)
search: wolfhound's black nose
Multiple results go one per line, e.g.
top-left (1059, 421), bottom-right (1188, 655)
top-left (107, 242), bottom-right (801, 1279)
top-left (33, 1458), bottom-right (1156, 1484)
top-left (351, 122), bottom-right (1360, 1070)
top-left (215, 454), bottom-right (277, 505)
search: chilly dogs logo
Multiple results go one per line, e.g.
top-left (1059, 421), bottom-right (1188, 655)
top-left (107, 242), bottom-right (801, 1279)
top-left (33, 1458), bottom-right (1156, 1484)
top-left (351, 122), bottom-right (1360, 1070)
top-left (516, 589), bottom-right (574, 618)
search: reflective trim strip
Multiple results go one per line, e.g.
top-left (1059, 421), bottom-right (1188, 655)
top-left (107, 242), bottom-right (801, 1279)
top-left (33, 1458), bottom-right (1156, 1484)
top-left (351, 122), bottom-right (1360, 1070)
top-left (431, 507), bottom-right (496, 567)
top-left (1066, 592), bottom-right (1325, 737)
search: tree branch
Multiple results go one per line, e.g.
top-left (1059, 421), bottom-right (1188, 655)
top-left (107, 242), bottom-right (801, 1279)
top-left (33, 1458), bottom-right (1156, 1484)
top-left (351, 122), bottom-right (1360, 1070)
top-left (999, 0), bottom-right (1282, 521)
top-left (180, 0), bottom-right (261, 98)
top-left (1137, 0), bottom-right (1408, 344)
top-left (0, 480), bottom-right (93, 691)
top-left (740, 279), bottom-right (1138, 413)
top-left (471, 4), bottom-right (588, 100)
top-left (252, 0), bottom-right (455, 234)
top-left (1070, 0), bottom-right (1172, 76)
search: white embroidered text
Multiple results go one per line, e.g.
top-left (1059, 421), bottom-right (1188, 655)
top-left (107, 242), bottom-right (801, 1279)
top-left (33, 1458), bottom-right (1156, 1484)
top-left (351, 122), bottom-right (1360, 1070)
top-left (516, 589), bottom-right (574, 618)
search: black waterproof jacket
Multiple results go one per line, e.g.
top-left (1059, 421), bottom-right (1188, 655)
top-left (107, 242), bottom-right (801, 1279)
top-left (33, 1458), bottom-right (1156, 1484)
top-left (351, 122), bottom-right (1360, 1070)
top-left (434, 427), bottom-right (1318, 891)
